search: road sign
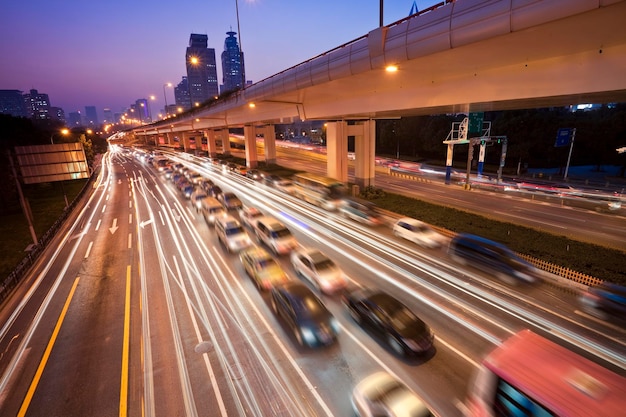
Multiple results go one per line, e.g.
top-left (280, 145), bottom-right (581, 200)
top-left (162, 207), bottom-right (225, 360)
top-left (468, 112), bottom-right (484, 134)
top-left (555, 128), bottom-right (574, 147)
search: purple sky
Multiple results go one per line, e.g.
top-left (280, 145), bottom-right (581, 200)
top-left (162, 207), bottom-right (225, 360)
top-left (1, 0), bottom-right (431, 122)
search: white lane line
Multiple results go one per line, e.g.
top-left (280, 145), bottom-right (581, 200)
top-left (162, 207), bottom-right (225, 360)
top-left (85, 241), bottom-right (93, 258)
top-left (95, 219), bottom-right (101, 231)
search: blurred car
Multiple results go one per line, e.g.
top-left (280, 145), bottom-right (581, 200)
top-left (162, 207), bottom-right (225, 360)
top-left (206, 185), bottom-right (223, 198)
top-left (274, 179), bottom-right (297, 195)
top-left (263, 174), bottom-right (282, 187)
top-left (342, 288), bottom-right (434, 357)
top-left (188, 172), bottom-right (204, 185)
top-left (163, 168), bottom-right (174, 179)
top-left (218, 192), bottom-right (243, 211)
top-left (580, 282), bottom-right (626, 321)
top-left (246, 169), bottom-right (262, 180)
top-left (190, 188), bottom-right (208, 211)
top-left (339, 198), bottom-right (383, 226)
top-left (290, 248), bottom-right (348, 294)
top-left (448, 233), bottom-right (541, 284)
top-left (270, 281), bottom-right (339, 347)
top-left (239, 246), bottom-right (291, 290)
top-left (240, 206), bottom-right (264, 229)
top-left (253, 216), bottom-right (298, 255)
top-left (351, 372), bottom-right (433, 417)
top-left (392, 218), bottom-right (445, 249)
top-left (181, 184), bottom-right (194, 199)
top-left (215, 216), bottom-right (253, 253)
top-left (200, 197), bottom-right (226, 226)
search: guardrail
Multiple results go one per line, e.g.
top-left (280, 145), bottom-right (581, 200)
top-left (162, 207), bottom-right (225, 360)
top-left (0, 166), bottom-right (100, 305)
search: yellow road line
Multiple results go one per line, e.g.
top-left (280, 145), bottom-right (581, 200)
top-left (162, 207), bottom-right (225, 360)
top-left (18, 277), bottom-right (81, 417)
top-left (119, 265), bottom-right (131, 417)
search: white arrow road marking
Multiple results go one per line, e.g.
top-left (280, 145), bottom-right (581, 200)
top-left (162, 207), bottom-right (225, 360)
top-left (140, 219), bottom-right (154, 229)
top-left (109, 218), bottom-right (119, 234)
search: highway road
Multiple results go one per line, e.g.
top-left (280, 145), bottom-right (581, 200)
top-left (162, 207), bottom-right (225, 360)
top-left (271, 144), bottom-right (626, 252)
top-left (0, 148), bottom-right (624, 417)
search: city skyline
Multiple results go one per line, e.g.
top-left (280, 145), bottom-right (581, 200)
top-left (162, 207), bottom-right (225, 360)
top-left (0, 0), bottom-right (431, 122)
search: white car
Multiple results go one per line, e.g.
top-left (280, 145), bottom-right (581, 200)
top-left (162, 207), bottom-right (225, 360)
top-left (290, 248), bottom-right (347, 294)
top-left (240, 206), bottom-right (264, 229)
top-left (392, 218), bottom-right (445, 248)
top-left (352, 372), bottom-right (432, 417)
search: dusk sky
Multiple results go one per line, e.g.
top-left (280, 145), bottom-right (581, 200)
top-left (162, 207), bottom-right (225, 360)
top-left (1, 0), bottom-right (431, 121)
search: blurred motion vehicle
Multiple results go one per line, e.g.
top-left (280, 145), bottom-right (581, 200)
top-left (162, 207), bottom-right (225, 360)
top-left (292, 172), bottom-right (345, 211)
top-left (218, 192), bottom-right (243, 211)
top-left (190, 188), bottom-right (209, 211)
top-left (392, 218), bottom-right (445, 249)
top-left (253, 216), bottom-right (298, 255)
top-left (466, 329), bottom-right (626, 417)
top-left (270, 281), bottom-right (339, 347)
top-left (580, 282), bottom-right (626, 321)
top-left (290, 248), bottom-right (348, 294)
top-left (339, 197), bottom-right (383, 226)
top-left (206, 184), bottom-right (223, 198)
top-left (352, 371), bottom-right (433, 417)
top-left (215, 216), bottom-right (252, 253)
top-left (240, 206), bottom-right (264, 229)
top-left (246, 169), bottom-right (261, 180)
top-left (343, 288), bottom-right (434, 357)
top-left (200, 197), bottom-right (226, 226)
top-left (274, 179), bottom-right (297, 195)
top-left (239, 246), bottom-right (291, 290)
top-left (181, 184), bottom-right (194, 199)
top-left (187, 172), bottom-right (203, 185)
top-left (263, 174), bottom-right (283, 187)
top-left (448, 233), bottom-right (541, 284)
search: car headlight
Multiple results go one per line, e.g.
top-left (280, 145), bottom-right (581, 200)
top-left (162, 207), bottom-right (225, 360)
top-left (300, 327), bottom-right (317, 345)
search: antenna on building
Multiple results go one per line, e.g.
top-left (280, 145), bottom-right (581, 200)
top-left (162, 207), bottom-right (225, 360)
top-left (409, 1), bottom-right (419, 16)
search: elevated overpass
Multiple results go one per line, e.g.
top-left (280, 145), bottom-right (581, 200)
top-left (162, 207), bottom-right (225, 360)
top-left (131, 0), bottom-right (626, 187)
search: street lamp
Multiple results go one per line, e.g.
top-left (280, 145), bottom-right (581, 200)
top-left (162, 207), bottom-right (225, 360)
top-left (50, 128), bottom-right (69, 144)
top-left (163, 82), bottom-right (172, 117)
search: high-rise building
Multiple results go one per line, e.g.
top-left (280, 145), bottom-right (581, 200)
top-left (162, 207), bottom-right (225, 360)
top-left (68, 111), bottom-right (82, 127)
top-left (85, 106), bottom-right (98, 126)
top-left (174, 76), bottom-right (191, 111)
top-left (0, 89), bottom-right (27, 117)
top-left (103, 108), bottom-right (113, 124)
top-left (50, 107), bottom-right (65, 122)
top-left (133, 99), bottom-right (150, 124)
top-left (221, 30), bottom-right (245, 94)
top-left (23, 89), bottom-right (50, 120)
top-left (186, 34), bottom-right (218, 109)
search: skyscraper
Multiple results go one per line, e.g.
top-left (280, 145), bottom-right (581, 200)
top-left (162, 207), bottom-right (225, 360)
top-left (221, 30), bottom-right (245, 94)
top-left (23, 89), bottom-right (50, 120)
top-left (186, 34), bottom-right (218, 109)
top-left (0, 90), bottom-right (27, 117)
top-left (174, 76), bottom-right (190, 111)
top-left (85, 106), bottom-right (98, 126)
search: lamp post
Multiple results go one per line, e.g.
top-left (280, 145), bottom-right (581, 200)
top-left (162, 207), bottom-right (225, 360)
top-left (163, 82), bottom-right (172, 117)
top-left (148, 95), bottom-right (156, 123)
top-left (50, 128), bottom-right (69, 144)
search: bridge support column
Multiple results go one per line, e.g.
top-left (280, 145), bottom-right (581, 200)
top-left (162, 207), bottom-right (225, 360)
top-left (262, 125), bottom-right (276, 165)
top-left (182, 132), bottom-right (191, 153)
top-left (244, 125), bottom-right (259, 169)
top-left (350, 120), bottom-right (376, 188)
top-left (445, 144), bottom-right (454, 184)
top-left (219, 128), bottom-right (231, 156)
top-left (326, 121), bottom-right (348, 183)
top-left (205, 130), bottom-right (218, 158)
top-left (477, 142), bottom-right (486, 177)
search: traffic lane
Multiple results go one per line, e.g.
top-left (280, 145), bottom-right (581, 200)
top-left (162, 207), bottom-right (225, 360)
top-left (134, 163), bottom-right (337, 416)
top-left (2, 159), bottom-right (134, 416)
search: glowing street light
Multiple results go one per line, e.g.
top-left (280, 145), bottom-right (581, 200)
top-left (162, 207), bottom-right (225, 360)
top-left (50, 128), bottom-right (70, 144)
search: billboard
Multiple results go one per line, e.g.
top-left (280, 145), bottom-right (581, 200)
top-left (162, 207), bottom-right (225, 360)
top-left (14, 143), bottom-right (89, 184)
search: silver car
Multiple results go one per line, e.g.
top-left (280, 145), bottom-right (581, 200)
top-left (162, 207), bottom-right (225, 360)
top-left (290, 248), bottom-right (347, 294)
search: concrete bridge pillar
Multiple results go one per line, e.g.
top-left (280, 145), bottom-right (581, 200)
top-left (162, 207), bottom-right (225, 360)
top-left (326, 121), bottom-right (348, 183)
top-left (204, 130), bottom-right (218, 158)
top-left (350, 120), bottom-right (376, 188)
top-left (218, 128), bottom-right (231, 156)
top-left (182, 132), bottom-right (191, 153)
top-left (262, 125), bottom-right (276, 165)
top-left (244, 125), bottom-right (259, 169)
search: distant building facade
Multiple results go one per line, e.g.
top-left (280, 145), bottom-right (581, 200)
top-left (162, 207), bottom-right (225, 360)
top-left (50, 106), bottom-right (65, 122)
top-left (186, 34), bottom-right (218, 109)
top-left (103, 108), bottom-right (113, 124)
top-left (23, 89), bottom-right (50, 120)
top-left (174, 76), bottom-right (191, 111)
top-left (85, 106), bottom-right (98, 126)
top-left (220, 30), bottom-right (245, 94)
top-left (68, 111), bottom-right (82, 127)
top-left (0, 89), bottom-right (27, 117)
